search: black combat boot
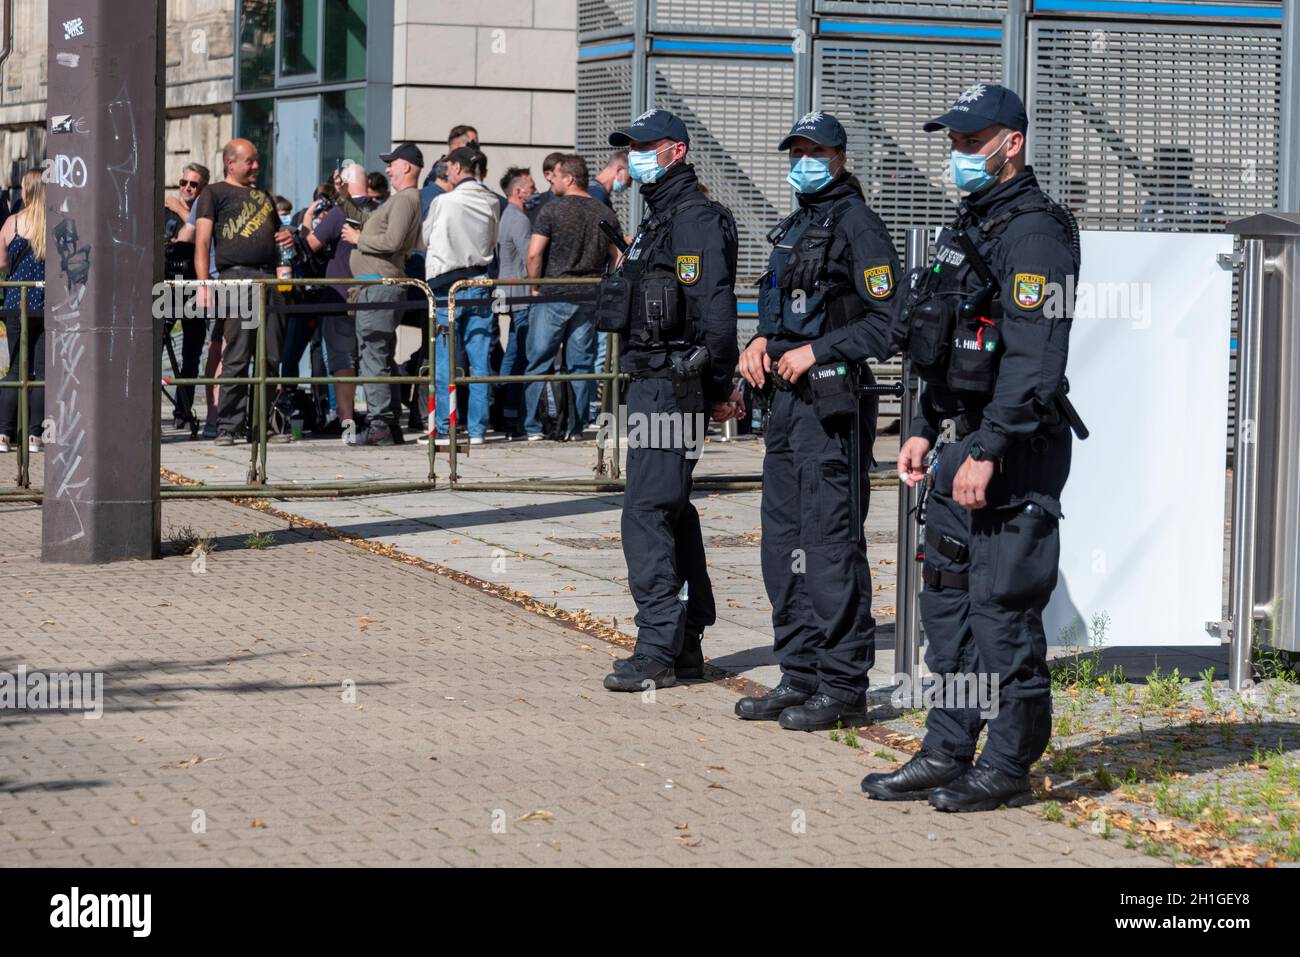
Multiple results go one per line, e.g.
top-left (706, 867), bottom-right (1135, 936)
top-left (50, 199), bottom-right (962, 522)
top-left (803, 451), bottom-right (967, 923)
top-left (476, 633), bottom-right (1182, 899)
top-left (603, 654), bottom-right (676, 693)
top-left (928, 765), bottom-right (1034, 812)
top-left (777, 692), bottom-right (867, 732)
top-left (861, 749), bottom-right (969, 801)
top-left (734, 681), bottom-right (812, 721)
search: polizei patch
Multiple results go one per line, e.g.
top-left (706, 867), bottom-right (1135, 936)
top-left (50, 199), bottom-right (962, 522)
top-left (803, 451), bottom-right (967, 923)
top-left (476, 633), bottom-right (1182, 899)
top-left (676, 255), bottom-right (700, 285)
top-left (864, 264), bottom-right (894, 299)
top-left (1014, 272), bottom-right (1046, 309)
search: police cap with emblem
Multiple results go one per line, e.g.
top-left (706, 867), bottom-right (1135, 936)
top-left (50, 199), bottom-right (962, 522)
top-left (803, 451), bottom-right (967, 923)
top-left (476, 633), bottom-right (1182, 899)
top-left (924, 83), bottom-right (1028, 135)
top-left (777, 111), bottom-right (847, 151)
top-left (609, 110), bottom-right (691, 147)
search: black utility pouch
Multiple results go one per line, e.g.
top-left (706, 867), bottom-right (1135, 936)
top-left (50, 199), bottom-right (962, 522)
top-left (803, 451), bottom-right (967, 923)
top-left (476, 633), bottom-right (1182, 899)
top-left (595, 272), bottom-right (632, 334)
top-left (906, 296), bottom-right (955, 379)
top-left (779, 224), bottom-right (834, 294)
top-left (642, 274), bottom-right (683, 341)
top-left (946, 293), bottom-right (1000, 393)
top-left (807, 361), bottom-right (858, 421)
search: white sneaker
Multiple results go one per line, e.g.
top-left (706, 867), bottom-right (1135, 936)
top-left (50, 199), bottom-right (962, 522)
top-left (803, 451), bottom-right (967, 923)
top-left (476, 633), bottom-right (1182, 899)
top-left (469, 436), bottom-right (484, 446)
top-left (435, 436), bottom-right (451, 447)
top-left (0, 434), bottom-right (10, 453)
top-left (527, 434), bottom-right (544, 443)
top-left (28, 434), bottom-right (42, 453)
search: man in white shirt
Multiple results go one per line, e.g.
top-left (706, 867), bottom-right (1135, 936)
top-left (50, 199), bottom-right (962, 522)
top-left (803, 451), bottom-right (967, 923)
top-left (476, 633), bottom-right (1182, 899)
top-left (422, 145), bottom-right (501, 443)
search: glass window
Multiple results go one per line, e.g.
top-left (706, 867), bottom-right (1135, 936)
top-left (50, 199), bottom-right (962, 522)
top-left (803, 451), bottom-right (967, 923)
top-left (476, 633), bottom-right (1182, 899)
top-left (324, 0), bottom-right (367, 83)
top-left (320, 88), bottom-right (367, 185)
top-left (279, 0), bottom-right (320, 79)
top-left (237, 97), bottom-right (276, 192)
top-left (238, 0), bottom-right (276, 91)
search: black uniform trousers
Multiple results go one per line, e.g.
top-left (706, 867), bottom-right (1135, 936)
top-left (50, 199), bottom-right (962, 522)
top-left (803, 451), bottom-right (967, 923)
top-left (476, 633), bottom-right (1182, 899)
top-left (920, 428), bottom-right (1071, 777)
top-left (760, 388), bottom-right (875, 703)
top-left (622, 376), bottom-right (716, 665)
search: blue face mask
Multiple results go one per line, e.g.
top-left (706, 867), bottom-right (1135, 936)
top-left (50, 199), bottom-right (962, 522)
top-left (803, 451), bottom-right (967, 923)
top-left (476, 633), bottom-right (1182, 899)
top-left (628, 147), bottom-right (668, 185)
top-left (280, 214), bottom-right (292, 226)
top-left (612, 176), bottom-right (629, 194)
top-left (950, 134), bottom-right (1011, 193)
top-left (787, 156), bottom-right (835, 194)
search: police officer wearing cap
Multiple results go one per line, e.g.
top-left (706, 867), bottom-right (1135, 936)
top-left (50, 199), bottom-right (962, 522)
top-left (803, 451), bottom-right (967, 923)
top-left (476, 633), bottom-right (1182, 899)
top-left (861, 84), bottom-right (1080, 811)
top-left (598, 110), bottom-right (742, 693)
top-left (733, 112), bottom-right (903, 731)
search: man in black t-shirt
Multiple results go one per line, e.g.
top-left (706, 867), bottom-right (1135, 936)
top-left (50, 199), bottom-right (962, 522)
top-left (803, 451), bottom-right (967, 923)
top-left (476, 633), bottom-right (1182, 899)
top-left (522, 154), bottom-right (620, 439)
top-left (194, 138), bottom-right (294, 445)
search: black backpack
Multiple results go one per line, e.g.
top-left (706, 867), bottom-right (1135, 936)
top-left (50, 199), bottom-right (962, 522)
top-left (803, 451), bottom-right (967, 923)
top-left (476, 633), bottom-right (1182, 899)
top-left (538, 346), bottom-right (579, 441)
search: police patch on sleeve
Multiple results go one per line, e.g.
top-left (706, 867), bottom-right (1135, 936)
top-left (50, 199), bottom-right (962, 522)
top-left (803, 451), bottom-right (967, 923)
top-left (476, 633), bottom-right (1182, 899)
top-left (676, 254), bottom-right (701, 285)
top-left (1014, 273), bottom-right (1047, 310)
top-left (864, 264), bottom-right (894, 299)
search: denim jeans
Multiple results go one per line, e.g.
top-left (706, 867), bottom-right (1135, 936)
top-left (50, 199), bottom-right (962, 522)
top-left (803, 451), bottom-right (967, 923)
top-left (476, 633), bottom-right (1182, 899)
top-left (434, 282), bottom-right (492, 437)
top-left (523, 300), bottom-right (597, 437)
top-left (498, 307), bottom-right (530, 431)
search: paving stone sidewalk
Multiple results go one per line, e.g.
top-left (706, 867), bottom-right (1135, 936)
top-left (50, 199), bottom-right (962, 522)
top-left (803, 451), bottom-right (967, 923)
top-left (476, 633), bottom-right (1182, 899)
top-left (0, 498), bottom-right (1159, 867)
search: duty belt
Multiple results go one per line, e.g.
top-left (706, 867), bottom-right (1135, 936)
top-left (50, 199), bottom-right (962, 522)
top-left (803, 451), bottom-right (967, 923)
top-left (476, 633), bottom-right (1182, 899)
top-left (922, 563), bottom-right (968, 592)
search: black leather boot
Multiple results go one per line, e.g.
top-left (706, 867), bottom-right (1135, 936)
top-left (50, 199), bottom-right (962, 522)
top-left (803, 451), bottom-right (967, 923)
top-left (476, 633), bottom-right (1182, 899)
top-left (928, 766), bottom-right (1034, 812)
top-left (734, 681), bottom-right (811, 721)
top-left (603, 654), bottom-right (676, 693)
top-left (778, 692), bottom-right (868, 732)
top-left (861, 749), bottom-right (969, 801)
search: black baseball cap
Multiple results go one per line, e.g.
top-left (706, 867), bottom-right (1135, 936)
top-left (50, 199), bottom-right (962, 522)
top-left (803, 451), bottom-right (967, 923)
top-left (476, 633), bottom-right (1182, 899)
top-left (778, 111), bottom-right (847, 151)
top-left (379, 142), bottom-right (426, 167)
top-left (924, 83), bottom-right (1028, 135)
top-left (609, 109), bottom-right (690, 147)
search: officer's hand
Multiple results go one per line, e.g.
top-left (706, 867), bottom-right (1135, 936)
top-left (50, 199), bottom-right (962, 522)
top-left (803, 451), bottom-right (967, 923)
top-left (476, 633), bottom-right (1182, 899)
top-left (775, 344), bottom-right (816, 384)
top-left (738, 337), bottom-right (770, 389)
top-left (898, 437), bottom-right (931, 488)
top-left (953, 456), bottom-right (995, 510)
top-left (710, 385), bottom-right (746, 423)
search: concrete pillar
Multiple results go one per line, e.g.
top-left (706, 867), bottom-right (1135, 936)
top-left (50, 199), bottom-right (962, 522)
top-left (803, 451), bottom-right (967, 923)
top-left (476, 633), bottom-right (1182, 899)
top-left (42, 0), bottom-right (163, 562)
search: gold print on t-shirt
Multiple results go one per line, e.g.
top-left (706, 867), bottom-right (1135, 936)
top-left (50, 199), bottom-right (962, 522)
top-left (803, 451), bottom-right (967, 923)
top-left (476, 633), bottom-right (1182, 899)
top-left (220, 189), bottom-right (273, 241)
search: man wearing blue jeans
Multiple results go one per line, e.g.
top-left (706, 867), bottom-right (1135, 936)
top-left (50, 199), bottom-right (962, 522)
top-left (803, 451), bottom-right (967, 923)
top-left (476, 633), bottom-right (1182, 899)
top-left (523, 153), bottom-right (621, 440)
top-left (422, 145), bottom-right (502, 443)
top-left (523, 301), bottom-right (597, 438)
top-left (433, 282), bottom-right (493, 439)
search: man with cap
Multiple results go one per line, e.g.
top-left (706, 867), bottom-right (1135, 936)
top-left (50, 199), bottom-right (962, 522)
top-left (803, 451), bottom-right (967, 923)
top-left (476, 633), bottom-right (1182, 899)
top-left (599, 109), bottom-right (742, 693)
top-left (334, 142), bottom-right (426, 446)
top-left (733, 111), bottom-right (904, 731)
top-left (860, 84), bottom-right (1081, 811)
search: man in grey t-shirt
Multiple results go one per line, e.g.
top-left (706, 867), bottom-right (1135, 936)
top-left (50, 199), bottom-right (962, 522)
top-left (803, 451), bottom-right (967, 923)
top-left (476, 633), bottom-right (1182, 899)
top-left (496, 166), bottom-right (536, 436)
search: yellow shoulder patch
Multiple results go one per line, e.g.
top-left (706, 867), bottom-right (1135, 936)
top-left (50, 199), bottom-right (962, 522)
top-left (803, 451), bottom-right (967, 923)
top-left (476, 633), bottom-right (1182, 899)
top-left (864, 264), bottom-right (894, 299)
top-left (1014, 273), bottom-right (1047, 310)
top-left (676, 255), bottom-right (701, 285)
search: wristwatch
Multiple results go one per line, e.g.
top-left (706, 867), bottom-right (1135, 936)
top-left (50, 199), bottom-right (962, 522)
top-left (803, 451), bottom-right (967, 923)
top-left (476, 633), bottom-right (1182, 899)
top-left (968, 440), bottom-right (998, 463)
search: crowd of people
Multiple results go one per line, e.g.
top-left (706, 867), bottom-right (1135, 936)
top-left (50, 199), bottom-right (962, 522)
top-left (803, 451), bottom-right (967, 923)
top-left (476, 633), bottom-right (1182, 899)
top-left (157, 123), bottom-right (634, 448)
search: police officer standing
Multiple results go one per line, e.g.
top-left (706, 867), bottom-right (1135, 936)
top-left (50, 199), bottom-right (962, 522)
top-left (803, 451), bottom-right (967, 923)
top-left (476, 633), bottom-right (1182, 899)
top-left (861, 84), bottom-right (1080, 811)
top-left (599, 110), bottom-right (742, 692)
top-left (733, 112), bottom-right (903, 731)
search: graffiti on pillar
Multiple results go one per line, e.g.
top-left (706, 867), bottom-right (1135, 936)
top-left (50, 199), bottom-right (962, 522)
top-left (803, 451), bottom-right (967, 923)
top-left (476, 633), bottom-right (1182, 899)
top-left (47, 217), bottom-right (93, 545)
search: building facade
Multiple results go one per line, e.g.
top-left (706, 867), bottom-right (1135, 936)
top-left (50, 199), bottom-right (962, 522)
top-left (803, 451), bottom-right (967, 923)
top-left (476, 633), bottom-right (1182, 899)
top-left (0, 0), bottom-right (580, 210)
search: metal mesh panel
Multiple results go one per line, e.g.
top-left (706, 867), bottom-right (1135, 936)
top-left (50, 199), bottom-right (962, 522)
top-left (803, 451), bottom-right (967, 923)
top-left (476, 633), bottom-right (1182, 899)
top-left (816, 41), bottom-right (1003, 256)
top-left (817, 0), bottom-right (1007, 20)
top-left (579, 0), bottom-right (635, 40)
top-left (651, 0), bottom-right (798, 33)
top-left (1029, 22), bottom-right (1281, 231)
top-left (650, 56), bottom-right (796, 291)
top-left (577, 58), bottom-right (635, 227)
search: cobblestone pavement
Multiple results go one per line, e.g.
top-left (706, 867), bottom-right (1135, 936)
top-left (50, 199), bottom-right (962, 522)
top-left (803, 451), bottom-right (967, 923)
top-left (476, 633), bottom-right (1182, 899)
top-left (0, 498), bottom-right (1161, 867)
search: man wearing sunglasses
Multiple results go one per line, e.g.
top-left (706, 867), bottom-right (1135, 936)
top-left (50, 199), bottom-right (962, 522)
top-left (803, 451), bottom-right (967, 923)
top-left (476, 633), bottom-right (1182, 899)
top-left (164, 163), bottom-right (211, 431)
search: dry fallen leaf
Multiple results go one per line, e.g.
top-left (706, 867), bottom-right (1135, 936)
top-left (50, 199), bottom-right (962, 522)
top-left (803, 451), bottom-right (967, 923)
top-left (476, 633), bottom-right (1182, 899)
top-left (518, 810), bottom-right (555, 823)
top-left (250, 818), bottom-right (266, 829)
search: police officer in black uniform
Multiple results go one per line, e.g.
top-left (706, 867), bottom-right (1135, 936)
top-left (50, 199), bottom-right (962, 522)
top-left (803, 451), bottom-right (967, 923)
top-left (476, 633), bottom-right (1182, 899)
top-left (598, 110), bottom-right (741, 692)
top-left (861, 84), bottom-right (1080, 811)
top-left (733, 112), bottom-right (904, 731)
